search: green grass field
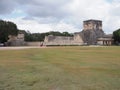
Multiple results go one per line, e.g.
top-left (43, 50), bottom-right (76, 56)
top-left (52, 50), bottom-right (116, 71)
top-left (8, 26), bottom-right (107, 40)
top-left (0, 46), bottom-right (120, 90)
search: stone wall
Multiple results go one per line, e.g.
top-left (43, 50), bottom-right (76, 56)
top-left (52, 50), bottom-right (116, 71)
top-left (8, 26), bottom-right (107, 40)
top-left (44, 35), bottom-right (84, 46)
top-left (17, 34), bottom-right (24, 41)
top-left (6, 34), bottom-right (25, 46)
top-left (74, 33), bottom-right (84, 43)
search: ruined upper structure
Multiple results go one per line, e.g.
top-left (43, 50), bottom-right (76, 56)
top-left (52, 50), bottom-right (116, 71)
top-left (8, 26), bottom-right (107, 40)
top-left (83, 19), bottom-right (102, 30)
top-left (81, 20), bottom-right (104, 45)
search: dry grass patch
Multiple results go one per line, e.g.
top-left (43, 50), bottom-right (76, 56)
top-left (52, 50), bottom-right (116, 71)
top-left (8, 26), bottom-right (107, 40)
top-left (0, 46), bottom-right (120, 90)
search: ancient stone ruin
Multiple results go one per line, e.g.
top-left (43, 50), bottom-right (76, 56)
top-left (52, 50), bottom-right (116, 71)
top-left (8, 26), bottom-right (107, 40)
top-left (44, 19), bottom-right (113, 46)
top-left (44, 19), bottom-right (114, 45)
top-left (44, 35), bottom-right (77, 46)
top-left (6, 33), bottom-right (25, 46)
top-left (80, 19), bottom-right (104, 45)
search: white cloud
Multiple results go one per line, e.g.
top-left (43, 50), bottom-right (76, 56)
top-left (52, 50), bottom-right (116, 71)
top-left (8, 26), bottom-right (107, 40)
top-left (67, 0), bottom-right (120, 33)
top-left (4, 17), bottom-right (51, 33)
top-left (6, 17), bottom-right (79, 33)
top-left (50, 21), bottom-right (80, 33)
top-left (0, 0), bottom-right (120, 34)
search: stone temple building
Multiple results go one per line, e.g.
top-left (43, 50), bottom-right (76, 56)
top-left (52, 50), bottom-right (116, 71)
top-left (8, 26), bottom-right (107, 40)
top-left (78, 19), bottom-right (104, 45)
top-left (44, 19), bottom-right (113, 46)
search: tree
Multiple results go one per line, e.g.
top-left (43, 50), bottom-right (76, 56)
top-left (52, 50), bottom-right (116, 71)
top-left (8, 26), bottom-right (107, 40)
top-left (113, 28), bottom-right (120, 44)
top-left (0, 20), bottom-right (18, 43)
top-left (24, 31), bottom-right (73, 42)
top-left (62, 32), bottom-right (73, 36)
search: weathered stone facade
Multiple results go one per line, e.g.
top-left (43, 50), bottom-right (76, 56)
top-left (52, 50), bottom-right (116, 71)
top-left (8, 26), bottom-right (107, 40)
top-left (6, 33), bottom-right (25, 46)
top-left (44, 35), bottom-right (83, 45)
top-left (81, 20), bottom-right (104, 45)
top-left (44, 34), bottom-right (84, 46)
top-left (97, 34), bottom-right (114, 45)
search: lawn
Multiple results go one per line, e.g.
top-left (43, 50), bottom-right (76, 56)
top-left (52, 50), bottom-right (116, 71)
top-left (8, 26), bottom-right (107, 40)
top-left (0, 46), bottom-right (120, 90)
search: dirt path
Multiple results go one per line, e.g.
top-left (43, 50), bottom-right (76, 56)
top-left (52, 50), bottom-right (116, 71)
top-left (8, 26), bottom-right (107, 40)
top-left (0, 46), bottom-right (47, 50)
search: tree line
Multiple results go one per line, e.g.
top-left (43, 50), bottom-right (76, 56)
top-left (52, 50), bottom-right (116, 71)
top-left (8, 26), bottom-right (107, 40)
top-left (113, 28), bottom-right (120, 45)
top-left (0, 19), bottom-right (120, 45)
top-left (0, 20), bottom-right (18, 43)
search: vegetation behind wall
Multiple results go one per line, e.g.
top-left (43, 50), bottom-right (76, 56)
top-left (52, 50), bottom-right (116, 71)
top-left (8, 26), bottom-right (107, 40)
top-left (113, 28), bottom-right (120, 45)
top-left (0, 20), bottom-right (18, 43)
top-left (24, 31), bottom-right (73, 42)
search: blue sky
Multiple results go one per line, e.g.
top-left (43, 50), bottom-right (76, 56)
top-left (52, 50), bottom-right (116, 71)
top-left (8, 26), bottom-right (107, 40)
top-left (0, 0), bottom-right (120, 34)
